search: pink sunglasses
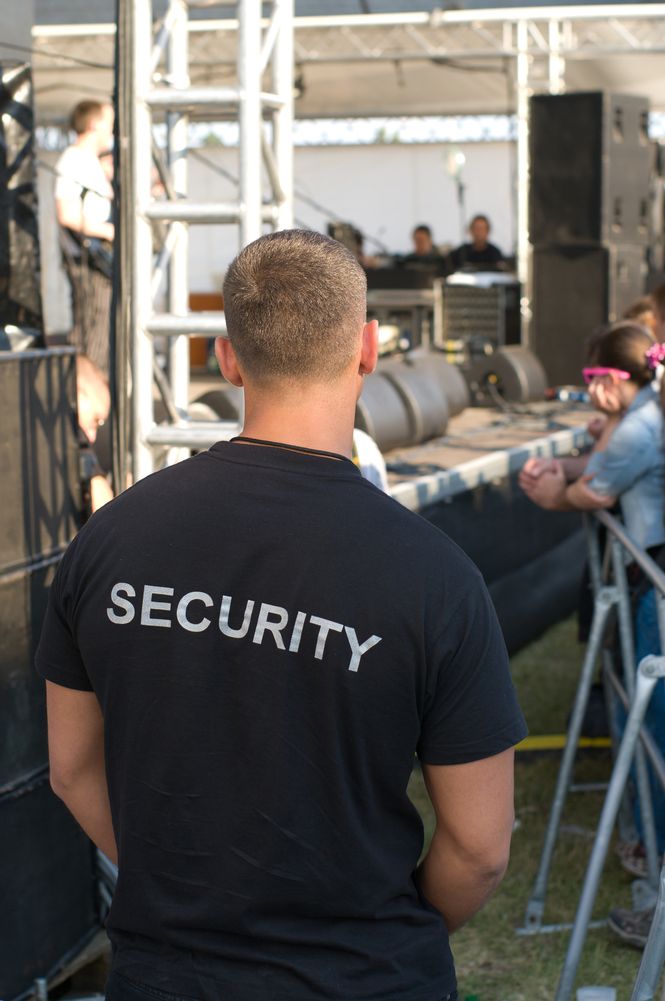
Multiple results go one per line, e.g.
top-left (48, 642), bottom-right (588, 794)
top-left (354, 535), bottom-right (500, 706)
top-left (582, 366), bottom-right (631, 385)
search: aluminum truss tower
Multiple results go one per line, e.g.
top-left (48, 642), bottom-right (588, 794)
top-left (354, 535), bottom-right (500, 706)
top-left (127, 0), bottom-right (294, 481)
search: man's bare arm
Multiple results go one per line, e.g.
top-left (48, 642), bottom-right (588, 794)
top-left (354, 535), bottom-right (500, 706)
top-left (46, 680), bottom-right (117, 864)
top-left (417, 747), bottom-right (515, 932)
top-left (55, 198), bottom-right (114, 242)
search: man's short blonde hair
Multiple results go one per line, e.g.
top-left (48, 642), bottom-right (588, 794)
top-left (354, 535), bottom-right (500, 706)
top-left (222, 230), bottom-right (367, 383)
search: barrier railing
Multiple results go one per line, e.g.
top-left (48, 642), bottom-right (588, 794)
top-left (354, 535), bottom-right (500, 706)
top-left (519, 509), bottom-right (665, 1000)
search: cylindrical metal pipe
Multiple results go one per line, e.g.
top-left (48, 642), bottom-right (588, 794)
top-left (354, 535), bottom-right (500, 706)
top-left (147, 86), bottom-right (241, 107)
top-left (612, 538), bottom-right (660, 888)
top-left (515, 18), bottom-right (531, 347)
top-left (272, 0), bottom-right (294, 230)
top-left (132, 0), bottom-right (157, 482)
top-left (146, 202), bottom-right (243, 223)
top-left (146, 312), bottom-right (228, 336)
top-left (239, 0), bottom-right (263, 245)
top-left (166, 0), bottom-right (190, 465)
top-left (522, 588), bottom-right (616, 932)
top-left (555, 659), bottom-right (664, 1001)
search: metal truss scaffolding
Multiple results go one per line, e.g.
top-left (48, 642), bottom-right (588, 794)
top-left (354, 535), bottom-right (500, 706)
top-left (127, 0), bottom-right (294, 481)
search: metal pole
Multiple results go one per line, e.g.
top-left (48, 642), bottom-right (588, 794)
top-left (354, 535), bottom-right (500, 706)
top-left (166, 0), bottom-right (190, 463)
top-left (630, 862), bottom-right (665, 1001)
top-left (585, 515), bottom-right (603, 598)
top-left (612, 538), bottom-right (660, 888)
top-left (515, 18), bottom-right (532, 347)
top-left (239, 0), bottom-right (263, 245)
top-left (521, 587), bottom-right (616, 933)
top-left (131, 0), bottom-right (156, 482)
top-left (555, 657), bottom-right (665, 1001)
top-left (272, 0), bottom-right (294, 230)
top-left (548, 19), bottom-right (565, 94)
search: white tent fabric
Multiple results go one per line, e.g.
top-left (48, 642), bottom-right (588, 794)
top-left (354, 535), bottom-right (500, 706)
top-left (29, 4), bottom-right (665, 123)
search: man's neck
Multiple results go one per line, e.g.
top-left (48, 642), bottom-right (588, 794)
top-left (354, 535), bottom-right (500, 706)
top-left (75, 133), bottom-right (99, 155)
top-left (239, 385), bottom-right (357, 459)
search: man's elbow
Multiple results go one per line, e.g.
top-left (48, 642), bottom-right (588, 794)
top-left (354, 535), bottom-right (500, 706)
top-left (457, 821), bottom-right (514, 885)
top-left (49, 760), bottom-right (87, 800)
top-left (470, 844), bottom-right (511, 888)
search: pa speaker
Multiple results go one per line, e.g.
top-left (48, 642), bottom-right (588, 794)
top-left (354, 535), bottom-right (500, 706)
top-left (0, 349), bottom-right (81, 572)
top-left (529, 92), bottom-right (650, 246)
top-left (0, 776), bottom-right (99, 1001)
top-left (0, 63), bottom-right (44, 333)
top-left (531, 244), bottom-right (645, 386)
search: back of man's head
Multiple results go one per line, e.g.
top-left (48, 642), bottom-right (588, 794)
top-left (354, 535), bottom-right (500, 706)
top-left (222, 230), bottom-right (367, 384)
top-left (70, 100), bottom-right (106, 136)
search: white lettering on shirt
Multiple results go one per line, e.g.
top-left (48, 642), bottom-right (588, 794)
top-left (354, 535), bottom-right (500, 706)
top-left (141, 585), bottom-right (174, 628)
top-left (345, 627), bottom-right (382, 673)
top-left (310, 616), bottom-right (344, 660)
top-left (107, 583), bottom-right (383, 674)
top-left (177, 591), bottom-right (213, 633)
top-left (107, 582), bottom-right (136, 624)
top-left (288, 611), bottom-right (307, 653)
top-left (253, 603), bottom-right (289, 649)
top-left (219, 595), bottom-right (255, 638)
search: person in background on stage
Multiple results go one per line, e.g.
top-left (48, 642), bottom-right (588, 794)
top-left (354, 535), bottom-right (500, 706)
top-left (519, 321), bottom-right (665, 950)
top-left (55, 99), bottom-right (114, 378)
top-left (449, 214), bottom-right (504, 272)
top-left (352, 228), bottom-right (378, 270)
top-left (402, 224), bottom-right (447, 274)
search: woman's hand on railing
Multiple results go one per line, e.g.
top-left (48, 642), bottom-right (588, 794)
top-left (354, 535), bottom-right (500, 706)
top-left (519, 458), bottom-right (567, 510)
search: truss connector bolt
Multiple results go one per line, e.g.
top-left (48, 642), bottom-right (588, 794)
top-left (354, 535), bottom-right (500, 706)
top-left (521, 899), bottom-right (545, 933)
top-left (597, 586), bottom-right (616, 610)
top-left (639, 655), bottom-right (665, 680)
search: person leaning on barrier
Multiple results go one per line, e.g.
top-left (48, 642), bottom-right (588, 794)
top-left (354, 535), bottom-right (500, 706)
top-left (519, 322), bottom-right (665, 948)
top-left (37, 230), bottom-right (526, 1001)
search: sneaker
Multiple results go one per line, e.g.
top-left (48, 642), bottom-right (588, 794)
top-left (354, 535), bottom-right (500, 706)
top-left (615, 841), bottom-right (660, 879)
top-left (607, 905), bottom-right (654, 948)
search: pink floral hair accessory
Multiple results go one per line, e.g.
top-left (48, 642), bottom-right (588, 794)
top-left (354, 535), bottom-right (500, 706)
top-left (646, 343), bottom-right (665, 370)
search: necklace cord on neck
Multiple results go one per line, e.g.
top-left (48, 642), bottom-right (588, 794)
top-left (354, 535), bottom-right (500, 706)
top-left (230, 435), bottom-right (349, 463)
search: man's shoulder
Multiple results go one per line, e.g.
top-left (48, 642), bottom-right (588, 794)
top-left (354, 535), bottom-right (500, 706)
top-left (359, 482), bottom-right (482, 576)
top-left (55, 145), bottom-right (87, 172)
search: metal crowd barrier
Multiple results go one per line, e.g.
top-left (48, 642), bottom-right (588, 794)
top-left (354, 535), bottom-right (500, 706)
top-left (518, 509), bottom-right (665, 1000)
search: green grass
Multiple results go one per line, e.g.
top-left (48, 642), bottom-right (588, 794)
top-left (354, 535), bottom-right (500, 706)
top-left (408, 616), bottom-right (655, 1001)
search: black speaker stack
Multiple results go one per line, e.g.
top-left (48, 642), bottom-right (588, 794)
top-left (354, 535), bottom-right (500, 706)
top-left (529, 92), bottom-right (650, 386)
top-left (0, 339), bottom-right (99, 997)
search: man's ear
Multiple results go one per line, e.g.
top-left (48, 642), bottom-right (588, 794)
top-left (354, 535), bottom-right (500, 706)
top-left (214, 337), bottom-right (244, 387)
top-left (359, 319), bottom-right (379, 377)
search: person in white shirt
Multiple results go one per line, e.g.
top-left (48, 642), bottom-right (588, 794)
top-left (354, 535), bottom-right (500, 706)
top-left (55, 100), bottom-right (114, 376)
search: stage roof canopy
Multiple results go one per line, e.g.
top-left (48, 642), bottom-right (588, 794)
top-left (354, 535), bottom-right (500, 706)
top-left (29, 3), bottom-right (665, 123)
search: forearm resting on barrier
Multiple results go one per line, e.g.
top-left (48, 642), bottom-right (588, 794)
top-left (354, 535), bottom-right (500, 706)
top-left (417, 749), bottom-right (515, 932)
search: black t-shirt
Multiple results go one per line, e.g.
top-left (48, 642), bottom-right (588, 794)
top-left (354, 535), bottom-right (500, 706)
top-left (449, 242), bottom-right (503, 271)
top-left (401, 251), bottom-right (448, 276)
top-left (36, 441), bottom-right (526, 1001)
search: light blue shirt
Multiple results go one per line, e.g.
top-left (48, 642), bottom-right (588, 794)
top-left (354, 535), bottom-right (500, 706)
top-left (586, 384), bottom-right (665, 551)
